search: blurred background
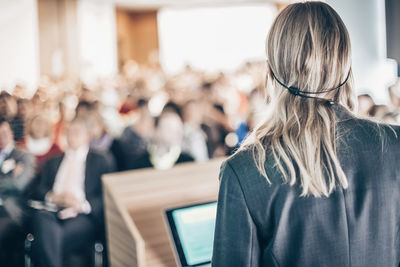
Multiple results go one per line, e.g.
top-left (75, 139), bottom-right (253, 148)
top-left (0, 0), bottom-right (400, 266)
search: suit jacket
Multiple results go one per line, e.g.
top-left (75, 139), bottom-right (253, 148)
top-left (0, 147), bottom-right (35, 224)
top-left (212, 103), bottom-right (400, 267)
top-left (35, 150), bottom-right (114, 227)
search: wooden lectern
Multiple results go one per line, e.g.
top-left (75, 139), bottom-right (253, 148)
top-left (102, 157), bottom-right (224, 267)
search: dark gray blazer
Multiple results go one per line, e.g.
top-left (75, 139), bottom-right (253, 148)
top-left (212, 103), bottom-right (400, 267)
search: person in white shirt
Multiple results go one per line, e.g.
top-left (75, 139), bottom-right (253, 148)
top-left (182, 100), bottom-right (209, 162)
top-left (31, 117), bottom-right (114, 267)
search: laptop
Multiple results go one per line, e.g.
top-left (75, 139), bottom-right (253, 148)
top-left (164, 201), bottom-right (217, 267)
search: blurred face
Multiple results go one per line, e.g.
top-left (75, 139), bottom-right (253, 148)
top-left (66, 121), bottom-right (90, 150)
top-left (89, 117), bottom-right (104, 140)
top-left (156, 112), bottom-right (183, 146)
top-left (30, 116), bottom-right (50, 139)
top-left (0, 122), bottom-right (13, 150)
top-left (5, 96), bottom-right (17, 117)
top-left (76, 106), bottom-right (90, 117)
top-left (183, 102), bottom-right (203, 124)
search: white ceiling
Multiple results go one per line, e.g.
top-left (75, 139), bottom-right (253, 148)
top-left (114, 0), bottom-right (295, 10)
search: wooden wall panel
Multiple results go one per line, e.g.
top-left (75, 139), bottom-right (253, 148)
top-left (103, 157), bottom-right (224, 267)
top-left (116, 10), bottom-right (159, 68)
top-left (37, 0), bottom-right (80, 78)
top-left (37, 0), bottom-right (60, 77)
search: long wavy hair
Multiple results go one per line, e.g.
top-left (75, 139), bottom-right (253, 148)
top-left (240, 1), bottom-right (356, 197)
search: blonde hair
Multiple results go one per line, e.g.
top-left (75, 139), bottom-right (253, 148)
top-left (240, 1), bottom-right (356, 197)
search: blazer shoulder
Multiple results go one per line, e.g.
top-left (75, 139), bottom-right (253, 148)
top-left (224, 147), bottom-right (256, 171)
top-left (221, 146), bottom-right (266, 185)
top-left (338, 117), bottom-right (400, 150)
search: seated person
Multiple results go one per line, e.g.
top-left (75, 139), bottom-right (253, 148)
top-left (182, 100), bottom-right (209, 162)
top-left (0, 118), bottom-right (35, 267)
top-left (31, 117), bottom-right (114, 267)
top-left (133, 109), bottom-right (194, 170)
top-left (114, 98), bottom-right (153, 171)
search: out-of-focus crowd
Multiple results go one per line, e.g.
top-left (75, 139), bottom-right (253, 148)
top-left (2, 60), bottom-right (400, 175)
top-left (2, 61), bottom-right (400, 173)
top-left (1, 61), bottom-right (270, 173)
top-left (357, 82), bottom-right (400, 124)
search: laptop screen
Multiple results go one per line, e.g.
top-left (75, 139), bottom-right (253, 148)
top-left (165, 201), bottom-right (217, 266)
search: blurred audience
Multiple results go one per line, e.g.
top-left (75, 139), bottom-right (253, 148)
top-left (389, 79), bottom-right (400, 110)
top-left (2, 62), bottom-right (399, 164)
top-left (357, 94), bottom-right (375, 117)
top-left (368, 104), bottom-right (391, 120)
top-left (0, 119), bottom-right (35, 267)
top-left (355, 79), bottom-right (400, 124)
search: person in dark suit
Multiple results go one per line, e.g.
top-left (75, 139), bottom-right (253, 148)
top-left (212, 2), bottom-right (400, 267)
top-left (0, 118), bottom-right (35, 266)
top-left (31, 117), bottom-right (114, 267)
